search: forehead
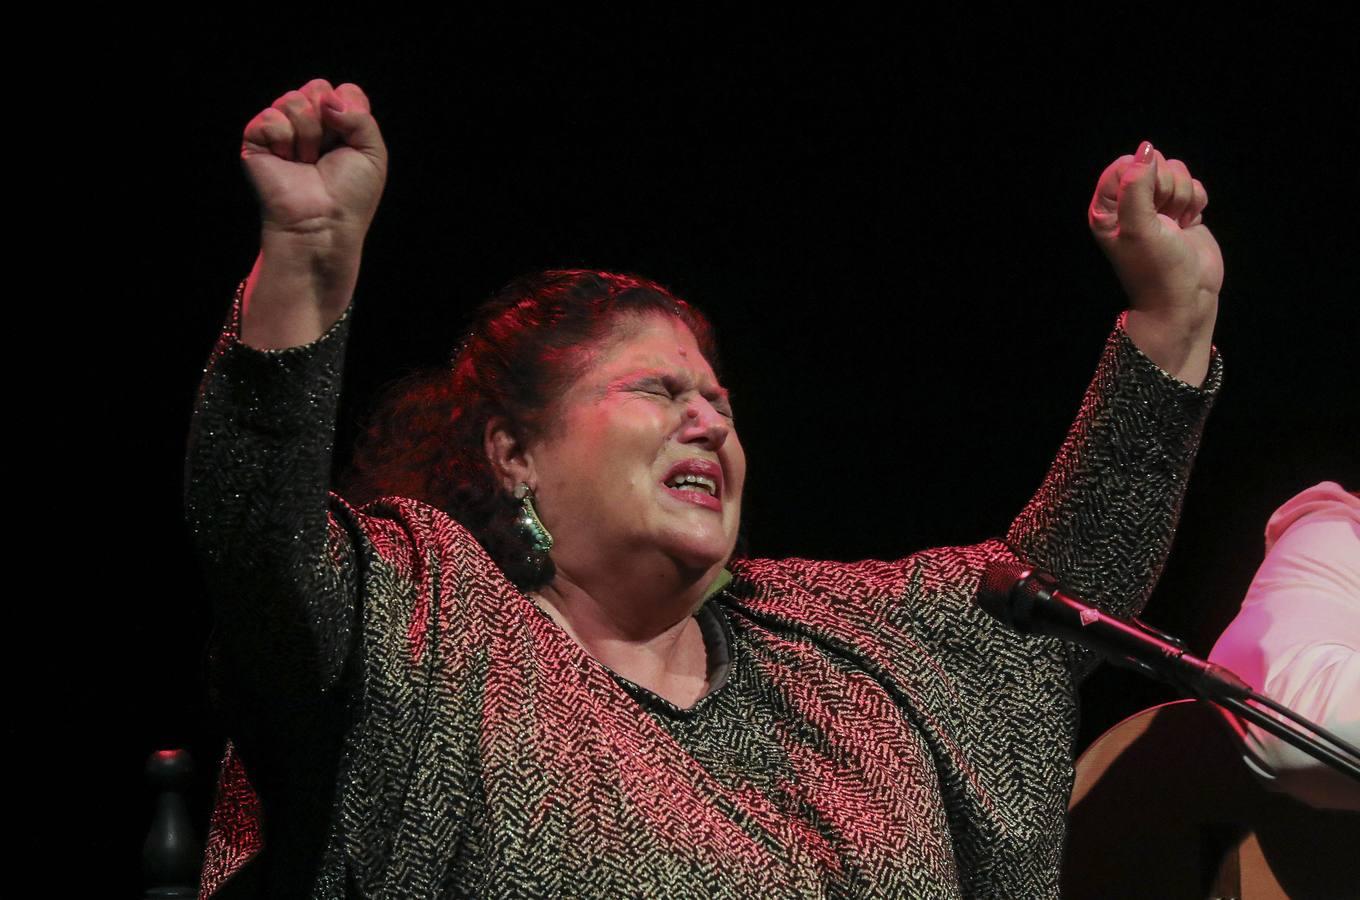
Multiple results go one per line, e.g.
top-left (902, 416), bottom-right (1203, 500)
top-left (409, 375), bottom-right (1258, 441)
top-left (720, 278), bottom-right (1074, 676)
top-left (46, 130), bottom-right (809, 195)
top-left (539, 313), bottom-right (726, 432)
top-left (593, 313), bottom-right (716, 379)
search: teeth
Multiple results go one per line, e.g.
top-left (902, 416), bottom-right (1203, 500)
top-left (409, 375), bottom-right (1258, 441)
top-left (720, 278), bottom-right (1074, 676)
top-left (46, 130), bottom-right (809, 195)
top-left (667, 473), bottom-right (717, 496)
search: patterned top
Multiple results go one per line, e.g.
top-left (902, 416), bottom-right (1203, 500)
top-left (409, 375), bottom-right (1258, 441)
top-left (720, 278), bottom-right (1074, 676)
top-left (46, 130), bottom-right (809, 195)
top-left (186, 288), bottom-right (1221, 898)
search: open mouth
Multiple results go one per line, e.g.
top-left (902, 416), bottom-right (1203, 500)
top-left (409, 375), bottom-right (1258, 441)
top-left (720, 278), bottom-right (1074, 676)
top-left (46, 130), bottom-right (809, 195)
top-left (661, 460), bottom-right (723, 511)
top-left (664, 473), bottom-right (718, 496)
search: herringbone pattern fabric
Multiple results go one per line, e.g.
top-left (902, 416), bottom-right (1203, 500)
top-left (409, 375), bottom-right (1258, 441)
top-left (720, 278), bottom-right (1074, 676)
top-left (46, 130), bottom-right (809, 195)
top-left (187, 291), bottom-right (1220, 898)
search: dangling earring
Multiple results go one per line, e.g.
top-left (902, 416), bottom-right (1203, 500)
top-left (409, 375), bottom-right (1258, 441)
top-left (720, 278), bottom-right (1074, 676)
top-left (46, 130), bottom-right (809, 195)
top-left (513, 483), bottom-right (554, 554)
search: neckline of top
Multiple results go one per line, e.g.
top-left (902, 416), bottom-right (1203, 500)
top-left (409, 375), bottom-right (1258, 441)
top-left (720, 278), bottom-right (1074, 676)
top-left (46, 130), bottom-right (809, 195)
top-left (518, 583), bottom-right (738, 718)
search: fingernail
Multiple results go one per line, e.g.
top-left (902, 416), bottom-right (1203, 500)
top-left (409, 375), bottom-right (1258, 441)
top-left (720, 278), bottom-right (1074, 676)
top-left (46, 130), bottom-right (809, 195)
top-left (1137, 140), bottom-right (1154, 163)
top-left (324, 99), bottom-right (346, 114)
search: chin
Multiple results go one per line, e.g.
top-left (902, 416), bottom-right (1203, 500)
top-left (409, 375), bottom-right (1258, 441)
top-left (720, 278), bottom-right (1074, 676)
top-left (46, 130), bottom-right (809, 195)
top-left (652, 505), bottom-right (740, 573)
top-left (663, 532), bottom-right (736, 574)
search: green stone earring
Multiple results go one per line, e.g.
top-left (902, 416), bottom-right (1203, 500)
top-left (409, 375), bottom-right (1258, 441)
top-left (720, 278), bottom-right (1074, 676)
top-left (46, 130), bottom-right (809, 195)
top-left (513, 483), bottom-right (554, 554)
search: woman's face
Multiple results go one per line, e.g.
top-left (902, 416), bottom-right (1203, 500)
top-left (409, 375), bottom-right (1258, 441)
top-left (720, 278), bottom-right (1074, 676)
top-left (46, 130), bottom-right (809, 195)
top-left (524, 313), bottom-right (745, 583)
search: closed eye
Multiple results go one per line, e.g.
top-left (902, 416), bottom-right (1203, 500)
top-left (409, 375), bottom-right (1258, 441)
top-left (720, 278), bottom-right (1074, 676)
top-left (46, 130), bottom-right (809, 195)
top-left (709, 395), bottom-right (735, 420)
top-left (623, 374), bottom-right (733, 419)
top-left (630, 377), bottom-right (673, 399)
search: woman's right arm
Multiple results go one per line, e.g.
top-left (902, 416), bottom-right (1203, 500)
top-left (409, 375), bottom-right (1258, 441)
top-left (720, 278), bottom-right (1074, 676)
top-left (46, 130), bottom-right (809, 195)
top-left (185, 80), bottom-right (388, 708)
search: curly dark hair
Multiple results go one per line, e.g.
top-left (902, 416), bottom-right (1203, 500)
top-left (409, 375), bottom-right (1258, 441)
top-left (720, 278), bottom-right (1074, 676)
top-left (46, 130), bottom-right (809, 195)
top-left (342, 270), bottom-right (721, 589)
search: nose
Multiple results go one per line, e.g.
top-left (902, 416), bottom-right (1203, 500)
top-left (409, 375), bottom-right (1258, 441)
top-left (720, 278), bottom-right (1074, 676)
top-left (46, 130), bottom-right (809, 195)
top-left (680, 398), bottom-right (730, 450)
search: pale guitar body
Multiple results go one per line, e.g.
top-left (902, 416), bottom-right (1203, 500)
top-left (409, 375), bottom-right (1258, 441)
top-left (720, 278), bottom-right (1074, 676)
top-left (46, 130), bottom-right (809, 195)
top-left (1064, 700), bottom-right (1359, 899)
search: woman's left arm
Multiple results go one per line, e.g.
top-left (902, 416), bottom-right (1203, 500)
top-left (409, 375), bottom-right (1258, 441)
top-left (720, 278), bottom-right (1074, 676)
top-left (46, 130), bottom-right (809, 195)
top-left (1005, 142), bottom-right (1223, 629)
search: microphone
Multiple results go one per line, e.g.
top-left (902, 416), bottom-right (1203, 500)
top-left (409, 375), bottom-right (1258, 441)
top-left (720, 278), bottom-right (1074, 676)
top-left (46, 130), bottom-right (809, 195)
top-left (976, 559), bottom-right (1251, 699)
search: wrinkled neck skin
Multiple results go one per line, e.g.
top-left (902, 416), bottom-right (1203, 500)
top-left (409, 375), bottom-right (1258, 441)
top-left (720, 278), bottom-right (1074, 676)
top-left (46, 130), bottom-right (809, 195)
top-left (531, 555), bottom-right (722, 705)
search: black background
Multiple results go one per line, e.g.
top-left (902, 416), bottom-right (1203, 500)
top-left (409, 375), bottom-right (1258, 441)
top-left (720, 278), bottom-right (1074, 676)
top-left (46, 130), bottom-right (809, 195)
top-left (51, 10), bottom-right (1359, 891)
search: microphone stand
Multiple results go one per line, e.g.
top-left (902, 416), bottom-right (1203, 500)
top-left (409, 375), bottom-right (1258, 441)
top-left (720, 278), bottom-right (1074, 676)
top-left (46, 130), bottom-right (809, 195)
top-left (1106, 618), bottom-right (1360, 784)
top-left (980, 561), bottom-right (1360, 784)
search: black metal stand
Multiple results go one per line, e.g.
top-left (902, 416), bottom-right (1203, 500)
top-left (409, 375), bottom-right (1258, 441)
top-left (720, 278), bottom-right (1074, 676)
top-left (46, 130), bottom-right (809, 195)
top-left (143, 749), bottom-right (201, 900)
top-left (1119, 619), bottom-right (1360, 785)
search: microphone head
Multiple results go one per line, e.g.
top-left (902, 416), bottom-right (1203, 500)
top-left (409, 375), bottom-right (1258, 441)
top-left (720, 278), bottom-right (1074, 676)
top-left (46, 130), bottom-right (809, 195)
top-left (976, 558), bottom-right (1030, 628)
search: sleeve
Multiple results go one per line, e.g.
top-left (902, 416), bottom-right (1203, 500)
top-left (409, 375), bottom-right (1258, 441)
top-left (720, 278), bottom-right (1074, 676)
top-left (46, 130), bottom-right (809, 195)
top-left (1005, 315), bottom-right (1222, 675)
top-left (1209, 483), bottom-right (1360, 811)
top-left (184, 281), bottom-right (361, 711)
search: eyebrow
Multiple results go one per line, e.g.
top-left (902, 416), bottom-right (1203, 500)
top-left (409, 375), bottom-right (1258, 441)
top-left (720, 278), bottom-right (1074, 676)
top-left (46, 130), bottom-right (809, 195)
top-left (618, 369), bottom-right (732, 404)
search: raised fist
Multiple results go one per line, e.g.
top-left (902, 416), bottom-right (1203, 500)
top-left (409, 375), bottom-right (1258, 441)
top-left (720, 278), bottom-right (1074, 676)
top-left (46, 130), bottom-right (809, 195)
top-left (1088, 141), bottom-right (1222, 325)
top-left (236, 80), bottom-right (387, 349)
top-left (1089, 141), bottom-right (1221, 384)
top-left (242, 79), bottom-right (387, 245)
